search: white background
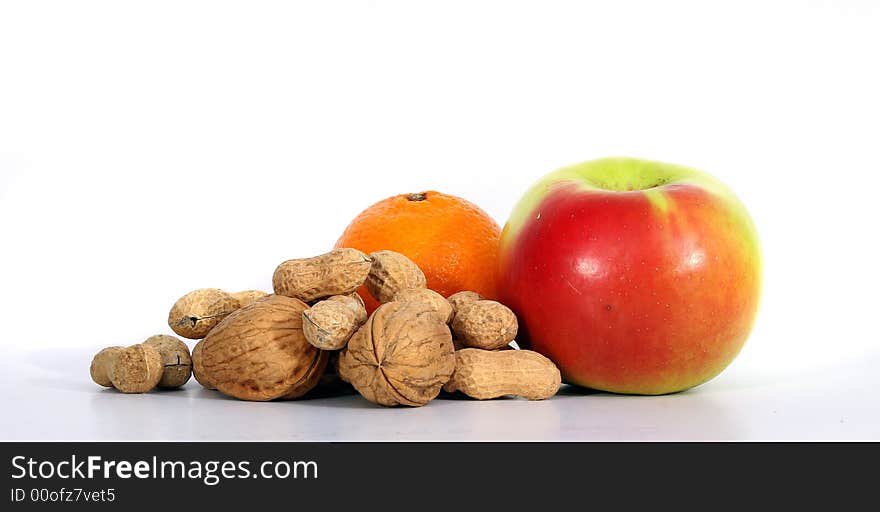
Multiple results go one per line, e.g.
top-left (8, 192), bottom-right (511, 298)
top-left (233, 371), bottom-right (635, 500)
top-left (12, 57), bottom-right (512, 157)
top-left (1, 1), bottom-right (878, 440)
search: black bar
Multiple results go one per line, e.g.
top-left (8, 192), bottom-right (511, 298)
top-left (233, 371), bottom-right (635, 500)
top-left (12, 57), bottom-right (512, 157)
top-left (2, 442), bottom-right (875, 508)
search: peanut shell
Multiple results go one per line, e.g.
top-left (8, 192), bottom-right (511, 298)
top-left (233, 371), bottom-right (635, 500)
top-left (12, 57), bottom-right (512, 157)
top-left (143, 334), bottom-right (192, 389)
top-left (365, 250), bottom-right (427, 303)
top-left (110, 344), bottom-right (164, 394)
top-left (201, 294), bottom-right (327, 401)
top-left (231, 290), bottom-right (270, 308)
top-left (337, 300), bottom-right (454, 407)
top-left (303, 299), bottom-right (362, 350)
top-left (443, 348), bottom-right (561, 400)
top-left (447, 290), bottom-right (482, 320)
top-left (272, 248), bottom-right (372, 302)
top-left (89, 346), bottom-right (124, 387)
top-left (393, 288), bottom-right (453, 323)
top-left (451, 300), bottom-right (518, 350)
top-left (327, 293), bottom-right (368, 324)
top-left (452, 339), bottom-right (511, 351)
top-left (167, 288), bottom-right (240, 339)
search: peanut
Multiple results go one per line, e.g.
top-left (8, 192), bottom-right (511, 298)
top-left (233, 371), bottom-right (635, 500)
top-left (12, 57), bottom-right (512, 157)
top-left (452, 339), bottom-right (514, 351)
top-left (110, 344), bottom-right (164, 394)
top-left (327, 293), bottom-right (368, 324)
top-left (302, 295), bottom-right (366, 350)
top-left (392, 288), bottom-right (453, 323)
top-left (447, 290), bottom-right (482, 320)
top-left (143, 334), bottom-right (192, 389)
top-left (450, 300), bottom-right (518, 350)
top-left (443, 348), bottom-right (561, 400)
top-left (365, 250), bottom-right (426, 303)
top-left (89, 346), bottom-right (125, 387)
top-left (231, 290), bottom-right (270, 308)
top-left (273, 248), bottom-right (372, 302)
top-left (167, 288), bottom-right (240, 339)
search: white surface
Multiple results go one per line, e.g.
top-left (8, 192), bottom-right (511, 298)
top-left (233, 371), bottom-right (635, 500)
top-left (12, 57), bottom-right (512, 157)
top-left (2, 345), bottom-right (878, 441)
top-left (1, 1), bottom-right (879, 440)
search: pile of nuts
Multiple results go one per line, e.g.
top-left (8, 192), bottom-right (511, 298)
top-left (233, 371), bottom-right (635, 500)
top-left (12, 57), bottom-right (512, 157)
top-left (90, 248), bottom-right (562, 407)
top-left (90, 335), bottom-right (194, 393)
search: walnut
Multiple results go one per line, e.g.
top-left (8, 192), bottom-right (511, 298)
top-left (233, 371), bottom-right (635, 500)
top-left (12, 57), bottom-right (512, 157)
top-left (337, 300), bottom-right (454, 407)
top-left (190, 340), bottom-right (215, 390)
top-left (201, 294), bottom-right (328, 401)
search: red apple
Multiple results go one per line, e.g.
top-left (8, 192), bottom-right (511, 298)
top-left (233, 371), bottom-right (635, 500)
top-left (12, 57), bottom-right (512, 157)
top-left (499, 157), bottom-right (761, 394)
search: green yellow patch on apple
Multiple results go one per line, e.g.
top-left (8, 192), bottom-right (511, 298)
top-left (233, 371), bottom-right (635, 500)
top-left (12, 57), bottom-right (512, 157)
top-left (499, 157), bottom-right (762, 394)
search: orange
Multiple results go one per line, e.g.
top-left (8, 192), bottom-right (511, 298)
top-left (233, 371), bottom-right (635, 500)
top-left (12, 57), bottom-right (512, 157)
top-left (335, 191), bottom-right (502, 313)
